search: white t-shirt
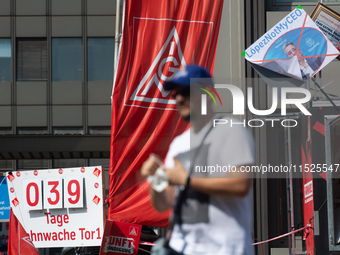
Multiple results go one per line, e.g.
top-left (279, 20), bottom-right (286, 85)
top-left (165, 117), bottom-right (255, 255)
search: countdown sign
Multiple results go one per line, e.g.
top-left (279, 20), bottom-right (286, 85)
top-left (6, 166), bottom-right (104, 248)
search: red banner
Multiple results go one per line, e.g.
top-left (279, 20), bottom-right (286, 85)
top-left (109, 0), bottom-right (224, 227)
top-left (301, 117), bottom-right (314, 255)
top-left (7, 210), bottom-right (39, 255)
top-left (99, 220), bottom-right (141, 255)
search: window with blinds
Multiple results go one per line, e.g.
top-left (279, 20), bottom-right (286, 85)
top-left (16, 38), bottom-right (47, 81)
top-left (0, 39), bottom-right (11, 82)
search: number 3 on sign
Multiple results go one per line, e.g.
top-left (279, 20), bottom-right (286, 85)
top-left (24, 179), bottom-right (43, 210)
top-left (44, 178), bottom-right (63, 209)
top-left (64, 177), bottom-right (84, 208)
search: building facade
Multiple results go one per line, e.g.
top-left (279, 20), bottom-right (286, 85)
top-left (0, 1), bottom-right (115, 253)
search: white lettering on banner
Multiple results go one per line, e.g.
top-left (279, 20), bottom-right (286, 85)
top-left (305, 196), bottom-right (313, 204)
top-left (104, 236), bottom-right (135, 254)
top-left (304, 180), bottom-right (313, 198)
top-left (130, 26), bottom-right (187, 104)
top-left (246, 9), bottom-right (303, 58)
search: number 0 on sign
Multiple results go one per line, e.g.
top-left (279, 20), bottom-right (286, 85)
top-left (24, 179), bottom-right (43, 210)
top-left (64, 177), bottom-right (84, 208)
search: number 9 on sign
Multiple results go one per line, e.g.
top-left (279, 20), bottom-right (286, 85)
top-left (24, 179), bottom-right (43, 210)
top-left (64, 177), bottom-right (84, 208)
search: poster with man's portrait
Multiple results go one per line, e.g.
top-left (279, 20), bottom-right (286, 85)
top-left (244, 7), bottom-right (339, 81)
top-left (311, 2), bottom-right (340, 60)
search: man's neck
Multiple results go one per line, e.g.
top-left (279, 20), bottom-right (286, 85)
top-left (191, 110), bottom-right (214, 133)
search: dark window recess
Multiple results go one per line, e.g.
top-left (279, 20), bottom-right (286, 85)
top-left (17, 159), bottom-right (49, 170)
top-left (17, 38), bottom-right (47, 81)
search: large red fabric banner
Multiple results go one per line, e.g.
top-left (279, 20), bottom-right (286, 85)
top-left (109, 0), bottom-right (224, 227)
top-left (8, 210), bottom-right (39, 255)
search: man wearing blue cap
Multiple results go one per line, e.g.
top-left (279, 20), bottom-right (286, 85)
top-left (141, 64), bottom-right (254, 255)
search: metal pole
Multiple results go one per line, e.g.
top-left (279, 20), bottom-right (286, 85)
top-left (285, 126), bottom-right (295, 255)
top-left (114, 0), bottom-right (121, 78)
top-left (288, 127), bottom-right (295, 255)
top-left (285, 127), bottom-right (292, 255)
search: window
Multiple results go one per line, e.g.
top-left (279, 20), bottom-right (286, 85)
top-left (52, 38), bottom-right (82, 81)
top-left (89, 159), bottom-right (109, 169)
top-left (52, 127), bottom-right (84, 135)
top-left (88, 127), bottom-right (111, 134)
top-left (53, 159), bottom-right (86, 168)
top-left (0, 160), bottom-right (12, 172)
top-left (87, 38), bottom-right (114, 81)
top-left (17, 127), bottom-right (48, 135)
top-left (17, 159), bottom-right (49, 170)
top-left (0, 39), bottom-right (11, 82)
top-left (17, 38), bottom-right (47, 81)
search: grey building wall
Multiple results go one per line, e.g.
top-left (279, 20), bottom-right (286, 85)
top-left (0, 0), bottom-right (114, 210)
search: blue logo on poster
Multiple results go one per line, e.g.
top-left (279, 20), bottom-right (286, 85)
top-left (0, 177), bottom-right (10, 220)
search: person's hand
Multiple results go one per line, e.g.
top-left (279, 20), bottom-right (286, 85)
top-left (141, 154), bottom-right (162, 177)
top-left (165, 158), bottom-right (188, 186)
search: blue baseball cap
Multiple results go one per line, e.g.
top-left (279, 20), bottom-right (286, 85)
top-left (164, 64), bottom-right (212, 91)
